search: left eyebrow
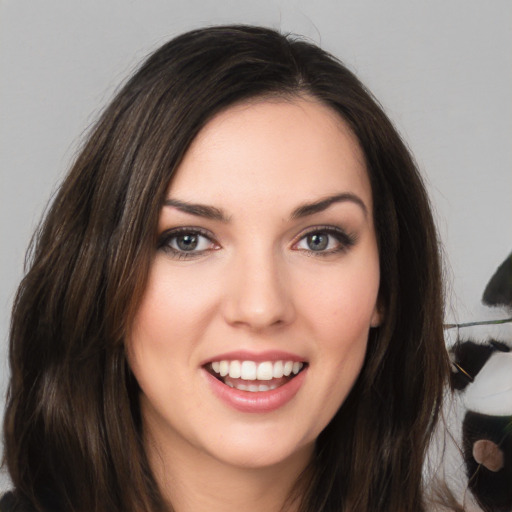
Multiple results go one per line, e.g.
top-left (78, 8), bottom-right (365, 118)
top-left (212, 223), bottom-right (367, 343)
top-left (290, 193), bottom-right (368, 219)
top-left (163, 198), bottom-right (230, 222)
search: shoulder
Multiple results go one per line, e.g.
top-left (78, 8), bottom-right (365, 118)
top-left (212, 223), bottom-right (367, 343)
top-left (0, 492), bottom-right (37, 512)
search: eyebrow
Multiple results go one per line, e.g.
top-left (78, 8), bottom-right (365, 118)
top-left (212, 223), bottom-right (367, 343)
top-left (291, 193), bottom-right (368, 219)
top-left (163, 192), bottom-right (368, 222)
top-left (163, 198), bottom-right (230, 222)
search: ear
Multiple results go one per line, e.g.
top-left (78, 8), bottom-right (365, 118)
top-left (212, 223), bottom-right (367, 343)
top-left (370, 303), bottom-right (384, 328)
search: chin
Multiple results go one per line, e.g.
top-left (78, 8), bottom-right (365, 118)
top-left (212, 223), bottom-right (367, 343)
top-left (201, 431), bottom-right (314, 471)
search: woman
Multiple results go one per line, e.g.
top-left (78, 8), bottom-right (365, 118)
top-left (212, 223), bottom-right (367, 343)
top-left (2, 25), bottom-right (449, 511)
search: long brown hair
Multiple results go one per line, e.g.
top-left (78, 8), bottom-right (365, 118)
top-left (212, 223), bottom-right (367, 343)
top-left (3, 25), bottom-right (449, 511)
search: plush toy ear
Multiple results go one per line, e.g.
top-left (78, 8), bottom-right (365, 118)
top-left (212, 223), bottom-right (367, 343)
top-left (472, 439), bottom-right (505, 472)
top-left (482, 252), bottom-right (512, 310)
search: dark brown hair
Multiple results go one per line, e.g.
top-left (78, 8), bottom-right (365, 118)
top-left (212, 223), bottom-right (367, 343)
top-left (3, 25), bottom-right (449, 511)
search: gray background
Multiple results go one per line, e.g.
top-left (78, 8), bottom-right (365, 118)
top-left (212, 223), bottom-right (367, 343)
top-left (1, 0), bottom-right (511, 493)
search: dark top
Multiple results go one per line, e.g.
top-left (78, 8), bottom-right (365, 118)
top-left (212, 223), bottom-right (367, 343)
top-left (0, 492), bottom-right (36, 512)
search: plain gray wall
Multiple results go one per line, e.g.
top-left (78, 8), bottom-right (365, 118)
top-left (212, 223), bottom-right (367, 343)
top-left (1, 0), bottom-right (511, 493)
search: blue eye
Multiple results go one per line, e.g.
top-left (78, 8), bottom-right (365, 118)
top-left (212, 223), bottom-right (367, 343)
top-left (294, 227), bottom-right (356, 255)
top-left (158, 228), bottom-right (217, 258)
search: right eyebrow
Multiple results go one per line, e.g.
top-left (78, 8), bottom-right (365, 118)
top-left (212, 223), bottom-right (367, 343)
top-left (163, 198), bottom-right (231, 222)
top-left (290, 192), bottom-right (368, 219)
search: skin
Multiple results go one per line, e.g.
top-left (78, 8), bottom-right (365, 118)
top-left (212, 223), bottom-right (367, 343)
top-left (126, 96), bottom-right (381, 512)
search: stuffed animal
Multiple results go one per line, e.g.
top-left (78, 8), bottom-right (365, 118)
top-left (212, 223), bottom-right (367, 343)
top-left (449, 252), bottom-right (512, 512)
top-left (451, 340), bottom-right (512, 512)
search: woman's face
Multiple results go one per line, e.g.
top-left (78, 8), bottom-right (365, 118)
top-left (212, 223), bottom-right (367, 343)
top-left (126, 97), bottom-right (381, 471)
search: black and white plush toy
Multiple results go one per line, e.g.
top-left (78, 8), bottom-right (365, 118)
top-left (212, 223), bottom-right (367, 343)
top-left (450, 252), bottom-right (512, 512)
top-left (451, 340), bottom-right (512, 512)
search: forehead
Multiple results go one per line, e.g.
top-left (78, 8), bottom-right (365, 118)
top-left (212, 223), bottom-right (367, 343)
top-left (168, 96), bottom-right (372, 213)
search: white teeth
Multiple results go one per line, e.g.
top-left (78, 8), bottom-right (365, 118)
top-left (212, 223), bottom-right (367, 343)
top-left (240, 361), bottom-right (257, 380)
top-left (272, 360), bottom-right (284, 378)
top-left (219, 360), bottom-right (229, 377)
top-left (228, 360), bottom-right (241, 378)
top-left (256, 361), bottom-right (273, 381)
top-left (210, 359), bottom-right (304, 381)
top-left (227, 382), bottom-right (280, 392)
top-left (292, 362), bottom-right (303, 375)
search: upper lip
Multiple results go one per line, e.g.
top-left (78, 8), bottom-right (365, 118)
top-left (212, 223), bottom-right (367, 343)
top-left (200, 350), bottom-right (307, 366)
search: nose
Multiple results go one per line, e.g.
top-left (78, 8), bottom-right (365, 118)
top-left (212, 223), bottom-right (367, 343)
top-left (221, 249), bottom-right (295, 331)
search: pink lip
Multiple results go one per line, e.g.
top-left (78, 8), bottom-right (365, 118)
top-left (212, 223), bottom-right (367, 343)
top-left (203, 366), bottom-right (307, 413)
top-left (200, 350), bottom-right (306, 365)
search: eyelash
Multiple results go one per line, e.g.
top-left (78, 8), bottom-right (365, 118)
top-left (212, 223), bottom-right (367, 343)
top-left (157, 225), bottom-right (357, 260)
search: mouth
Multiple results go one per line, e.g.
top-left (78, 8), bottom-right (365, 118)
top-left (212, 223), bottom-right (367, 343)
top-left (204, 359), bottom-right (307, 392)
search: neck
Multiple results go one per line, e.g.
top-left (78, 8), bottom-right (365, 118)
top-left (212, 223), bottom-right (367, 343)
top-left (145, 425), bottom-right (313, 512)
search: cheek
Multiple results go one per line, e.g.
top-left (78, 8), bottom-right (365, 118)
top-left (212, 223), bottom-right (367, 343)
top-left (130, 258), bottom-right (219, 346)
top-left (295, 262), bottom-right (380, 338)
top-left (125, 264), bottom-right (198, 384)
top-left (125, 262), bottom-right (214, 408)
top-left (292, 255), bottom-right (379, 401)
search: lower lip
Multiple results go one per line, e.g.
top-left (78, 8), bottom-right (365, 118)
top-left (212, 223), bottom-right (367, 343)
top-left (204, 367), bottom-right (307, 413)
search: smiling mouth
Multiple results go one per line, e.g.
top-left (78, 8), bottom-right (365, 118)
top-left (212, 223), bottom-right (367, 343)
top-left (205, 359), bottom-right (307, 392)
